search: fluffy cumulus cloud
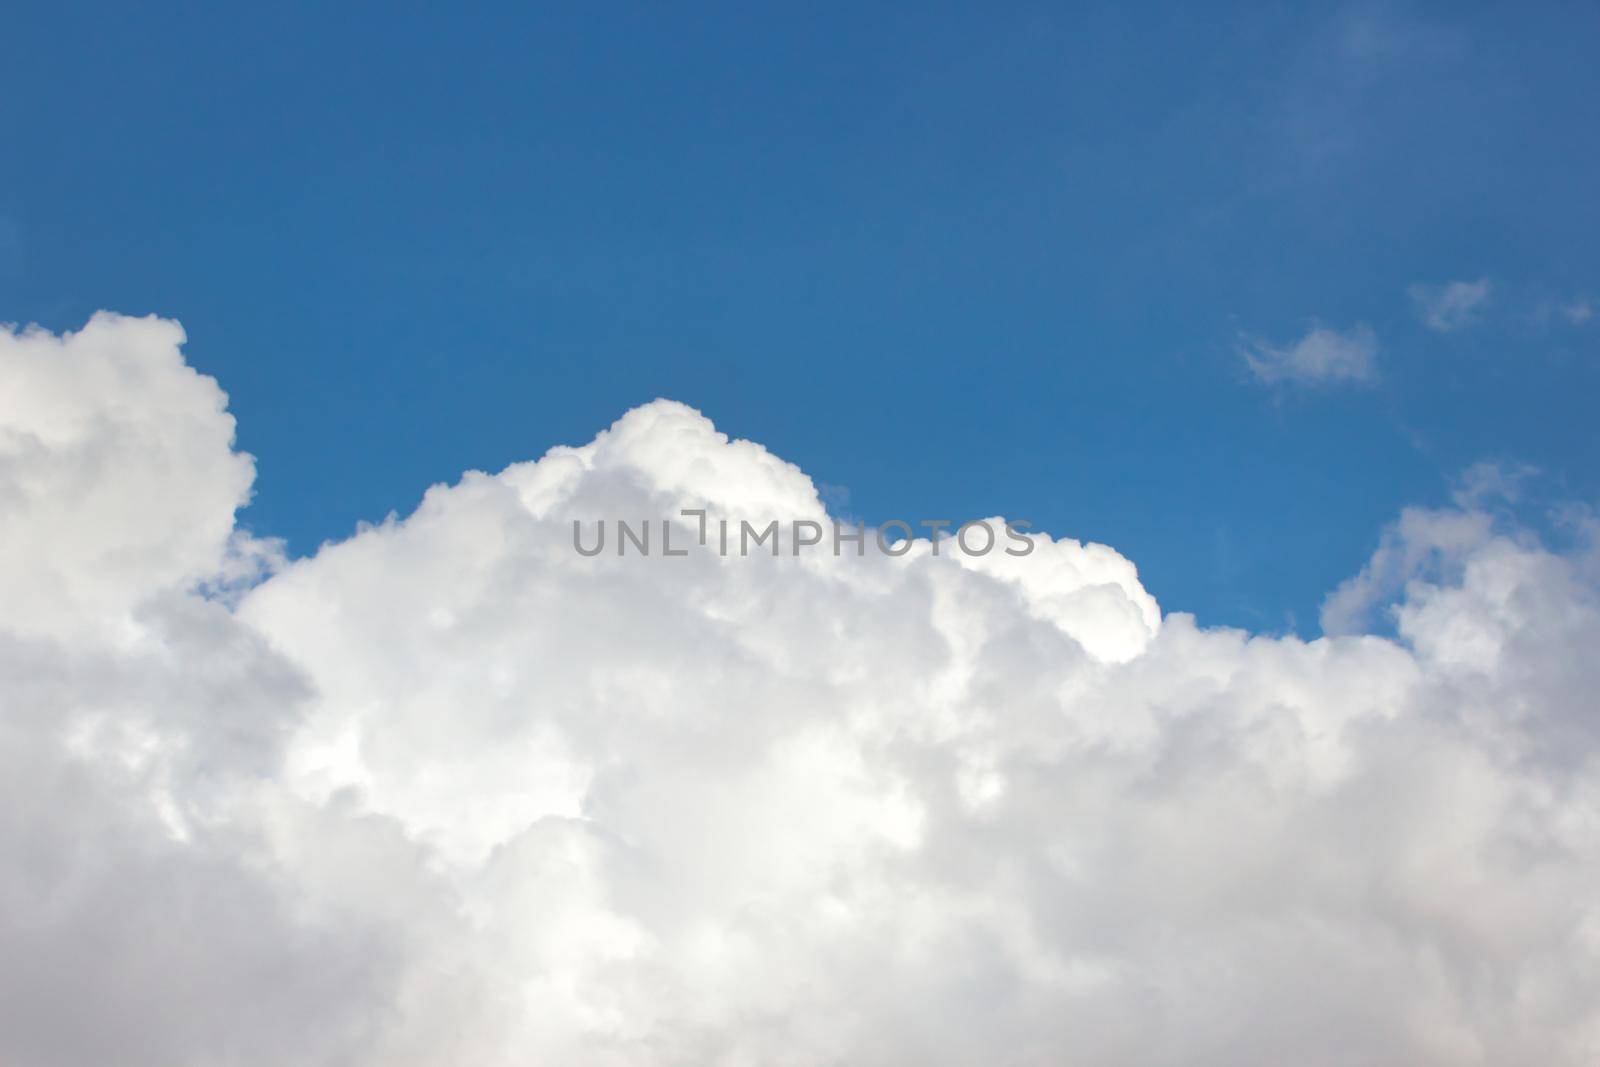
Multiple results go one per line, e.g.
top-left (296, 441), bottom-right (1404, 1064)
top-left (1238, 321), bottom-right (1379, 387)
top-left (5, 314), bottom-right (1600, 1066)
top-left (1410, 278), bottom-right (1493, 333)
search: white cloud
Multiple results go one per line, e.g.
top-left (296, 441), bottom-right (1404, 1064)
top-left (1238, 321), bottom-right (1379, 387)
top-left (1410, 278), bottom-right (1493, 332)
top-left (6, 314), bottom-right (1600, 1064)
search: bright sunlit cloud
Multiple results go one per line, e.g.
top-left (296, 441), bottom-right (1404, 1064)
top-left (5, 314), bottom-right (1600, 1065)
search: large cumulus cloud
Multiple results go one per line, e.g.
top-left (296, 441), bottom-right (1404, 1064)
top-left (3, 314), bottom-right (1599, 1065)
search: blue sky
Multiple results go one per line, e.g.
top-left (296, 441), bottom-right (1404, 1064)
top-left (4, 1), bottom-right (1597, 631)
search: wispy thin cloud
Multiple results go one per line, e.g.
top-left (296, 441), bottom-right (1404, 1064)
top-left (1527, 294), bottom-right (1594, 330)
top-left (1238, 321), bottom-right (1379, 387)
top-left (1409, 277), bottom-right (1492, 332)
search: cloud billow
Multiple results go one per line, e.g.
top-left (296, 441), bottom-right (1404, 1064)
top-left (4, 314), bottom-right (1600, 1065)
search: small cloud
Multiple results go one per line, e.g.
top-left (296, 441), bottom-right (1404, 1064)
top-left (1452, 460), bottom-right (1538, 509)
top-left (1409, 277), bottom-right (1492, 332)
top-left (1528, 294), bottom-right (1595, 330)
top-left (1561, 298), bottom-right (1594, 325)
top-left (1238, 321), bottom-right (1379, 388)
